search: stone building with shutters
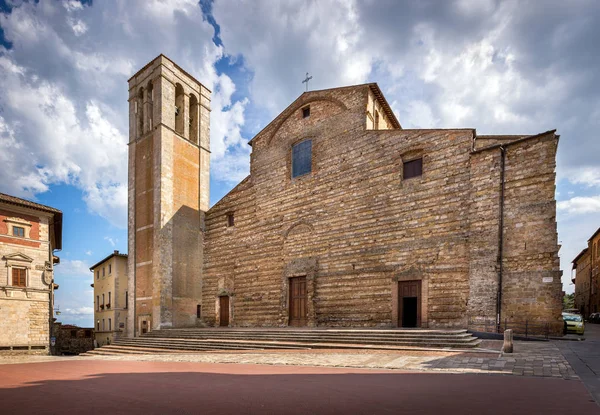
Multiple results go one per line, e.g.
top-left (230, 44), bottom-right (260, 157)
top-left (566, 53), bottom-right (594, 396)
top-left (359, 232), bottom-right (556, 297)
top-left (91, 251), bottom-right (128, 346)
top-left (0, 193), bottom-right (62, 353)
top-left (127, 56), bottom-right (563, 336)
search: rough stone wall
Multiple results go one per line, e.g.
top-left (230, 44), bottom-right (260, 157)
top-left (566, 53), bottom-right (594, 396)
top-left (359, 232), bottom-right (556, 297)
top-left (500, 134), bottom-right (562, 333)
top-left (205, 85), bottom-right (476, 328)
top-left (51, 324), bottom-right (93, 355)
top-left (127, 55), bottom-right (209, 335)
top-left (203, 84), bottom-right (562, 331)
top-left (0, 204), bottom-right (54, 352)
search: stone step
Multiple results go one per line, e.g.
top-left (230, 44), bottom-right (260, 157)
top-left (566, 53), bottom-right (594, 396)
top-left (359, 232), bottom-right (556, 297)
top-left (136, 334), bottom-right (479, 345)
top-left (146, 328), bottom-right (469, 336)
top-left (141, 333), bottom-right (475, 342)
top-left (113, 337), bottom-right (481, 350)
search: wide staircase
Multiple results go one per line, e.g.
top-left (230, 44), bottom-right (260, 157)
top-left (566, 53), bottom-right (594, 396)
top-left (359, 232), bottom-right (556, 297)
top-left (83, 328), bottom-right (481, 356)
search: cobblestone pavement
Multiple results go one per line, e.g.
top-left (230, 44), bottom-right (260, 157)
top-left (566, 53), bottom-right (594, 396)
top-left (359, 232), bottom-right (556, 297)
top-left (0, 339), bottom-right (570, 379)
top-left (0, 340), bottom-right (577, 379)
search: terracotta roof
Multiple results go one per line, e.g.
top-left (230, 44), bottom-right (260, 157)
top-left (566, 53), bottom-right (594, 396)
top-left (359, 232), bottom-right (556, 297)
top-left (0, 192), bottom-right (63, 250)
top-left (90, 250), bottom-right (128, 271)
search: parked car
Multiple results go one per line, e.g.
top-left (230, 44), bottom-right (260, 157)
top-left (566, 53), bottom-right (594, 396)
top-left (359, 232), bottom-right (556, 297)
top-left (588, 313), bottom-right (600, 323)
top-left (562, 313), bottom-right (585, 335)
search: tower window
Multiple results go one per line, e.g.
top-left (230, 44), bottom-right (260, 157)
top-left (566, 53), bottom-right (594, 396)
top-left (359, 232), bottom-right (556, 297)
top-left (13, 226), bottom-right (25, 237)
top-left (197, 305), bottom-right (202, 318)
top-left (227, 213), bottom-right (235, 227)
top-left (292, 139), bottom-right (312, 178)
top-left (302, 106), bottom-right (310, 118)
top-left (403, 157), bottom-right (423, 180)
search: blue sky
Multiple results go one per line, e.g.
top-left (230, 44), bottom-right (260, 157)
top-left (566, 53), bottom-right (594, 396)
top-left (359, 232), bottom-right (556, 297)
top-left (0, 0), bottom-right (599, 326)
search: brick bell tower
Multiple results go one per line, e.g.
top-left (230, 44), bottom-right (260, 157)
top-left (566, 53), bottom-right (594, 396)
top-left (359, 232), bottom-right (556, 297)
top-left (126, 55), bottom-right (210, 336)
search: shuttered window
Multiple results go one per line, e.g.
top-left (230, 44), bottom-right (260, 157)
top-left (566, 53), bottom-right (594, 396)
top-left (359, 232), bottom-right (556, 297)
top-left (292, 140), bottom-right (312, 178)
top-left (403, 157), bottom-right (423, 179)
top-left (12, 268), bottom-right (26, 287)
top-left (13, 227), bottom-right (25, 237)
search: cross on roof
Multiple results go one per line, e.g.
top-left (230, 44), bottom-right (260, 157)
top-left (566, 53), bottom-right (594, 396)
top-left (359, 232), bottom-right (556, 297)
top-left (302, 72), bottom-right (312, 92)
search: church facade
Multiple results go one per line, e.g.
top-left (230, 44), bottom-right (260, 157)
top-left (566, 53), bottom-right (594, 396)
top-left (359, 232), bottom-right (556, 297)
top-left (127, 55), bottom-right (563, 336)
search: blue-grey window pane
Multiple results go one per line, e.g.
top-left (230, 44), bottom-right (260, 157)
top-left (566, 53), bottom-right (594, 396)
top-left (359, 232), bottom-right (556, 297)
top-left (292, 140), bottom-right (312, 178)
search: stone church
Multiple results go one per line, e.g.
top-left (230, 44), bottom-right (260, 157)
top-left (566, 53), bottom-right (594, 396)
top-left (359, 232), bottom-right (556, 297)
top-left (126, 55), bottom-right (563, 337)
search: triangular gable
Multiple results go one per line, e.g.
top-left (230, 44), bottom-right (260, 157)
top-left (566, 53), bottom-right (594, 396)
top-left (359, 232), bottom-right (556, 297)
top-left (2, 253), bottom-right (34, 262)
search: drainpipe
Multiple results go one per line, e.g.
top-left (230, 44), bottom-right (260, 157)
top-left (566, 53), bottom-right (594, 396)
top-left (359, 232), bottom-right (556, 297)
top-left (496, 146), bottom-right (506, 333)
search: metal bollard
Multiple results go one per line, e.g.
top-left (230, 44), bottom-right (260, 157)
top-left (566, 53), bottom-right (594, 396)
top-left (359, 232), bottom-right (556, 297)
top-left (502, 329), bottom-right (514, 353)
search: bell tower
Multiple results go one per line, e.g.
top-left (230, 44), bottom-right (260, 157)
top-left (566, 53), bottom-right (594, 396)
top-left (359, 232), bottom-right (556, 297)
top-left (126, 55), bottom-right (210, 336)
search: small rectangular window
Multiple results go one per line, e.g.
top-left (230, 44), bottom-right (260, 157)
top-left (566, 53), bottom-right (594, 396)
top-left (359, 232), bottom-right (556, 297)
top-left (292, 140), bottom-right (312, 178)
top-left (97, 321), bottom-right (100, 331)
top-left (109, 264), bottom-right (112, 274)
top-left (96, 295), bottom-right (99, 311)
top-left (108, 292), bottom-right (111, 306)
top-left (103, 267), bottom-right (105, 277)
top-left (96, 270), bottom-right (99, 279)
top-left (197, 305), bottom-right (202, 318)
top-left (102, 319), bottom-right (105, 331)
top-left (12, 268), bottom-right (26, 287)
top-left (403, 157), bottom-right (423, 180)
top-left (302, 106), bottom-right (310, 118)
top-left (109, 318), bottom-right (112, 331)
top-left (102, 294), bottom-right (105, 306)
top-left (13, 227), bottom-right (25, 237)
top-left (227, 213), bottom-right (235, 227)
top-left (125, 291), bottom-right (128, 309)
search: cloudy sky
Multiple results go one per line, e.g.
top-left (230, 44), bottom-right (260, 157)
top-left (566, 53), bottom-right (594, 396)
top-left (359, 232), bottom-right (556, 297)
top-left (0, 0), bottom-right (598, 326)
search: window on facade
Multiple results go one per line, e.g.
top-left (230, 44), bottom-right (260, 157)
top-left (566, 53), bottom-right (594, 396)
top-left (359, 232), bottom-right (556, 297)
top-left (197, 305), bottom-right (202, 318)
top-left (103, 267), bottom-right (105, 277)
top-left (108, 292), bottom-right (111, 306)
top-left (12, 268), bottom-right (26, 287)
top-left (403, 157), bottom-right (423, 180)
top-left (96, 321), bottom-right (99, 331)
top-left (102, 319), bottom-right (105, 331)
top-left (125, 291), bottom-right (128, 309)
top-left (292, 140), bottom-right (312, 178)
top-left (302, 106), bottom-right (310, 118)
top-left (96, 270), bottom-right (99, 279)
top-left (108, 318), bottom-right (112, 331)
top-left (96, 295), bottom-right (99, 311)
top-left (102, 294), bottom-right (105, 306)
top-left (13, 226), bottom-right (25, 237)
top-left (227, 213), bottom-right (235, 227)
top-left (109, 264), bottom-right (112, 274)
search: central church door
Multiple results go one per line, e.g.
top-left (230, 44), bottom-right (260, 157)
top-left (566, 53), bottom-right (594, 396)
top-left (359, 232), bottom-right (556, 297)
top-left (289, 276), bottom-right (307, 327)
top-left (219, 296), bottom-right (230, 327)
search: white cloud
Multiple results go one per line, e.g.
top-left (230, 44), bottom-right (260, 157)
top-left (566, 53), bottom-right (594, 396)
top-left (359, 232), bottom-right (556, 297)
top-left (85, 250), bottom-right (92, 256)
top-left (558, 196), bottom-right (600, 215)
top-left (104, 236), bottom-right (116, 247)
top-left (0, 0), bottom-right (248, 227)
top-left (56, 259), bottom-right (91, 278)
top-left (63, 306), bottom-right (94, 316)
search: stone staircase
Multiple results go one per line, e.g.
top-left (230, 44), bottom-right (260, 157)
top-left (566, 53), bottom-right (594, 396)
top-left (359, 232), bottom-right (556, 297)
top-left (82, 328), bottom-right (481, 356)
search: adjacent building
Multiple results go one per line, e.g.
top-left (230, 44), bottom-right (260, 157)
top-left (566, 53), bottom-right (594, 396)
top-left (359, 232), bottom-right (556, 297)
top-left (51, 322), bottom-right (93, 355)
top-left (0, 192), bottom-right (62, 353)
top-left (91, 250), bottom-right (128, 346)
top-left (573, 227), bottom-right (600, 317)
top-left (127, 55), bottom-right (563, 336)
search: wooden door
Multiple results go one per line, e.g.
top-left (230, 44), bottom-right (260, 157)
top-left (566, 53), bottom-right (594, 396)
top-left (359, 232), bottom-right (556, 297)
top-left (219, 296), bottom-right (230, 327)
top-left (398, 280), bottom-right (421, 328)
top-left (289, 276), bottom-right (307, 327)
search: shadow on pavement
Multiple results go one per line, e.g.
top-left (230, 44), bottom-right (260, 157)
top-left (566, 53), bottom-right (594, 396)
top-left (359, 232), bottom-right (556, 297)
top-left (0, 360), bottom-right (597, 415)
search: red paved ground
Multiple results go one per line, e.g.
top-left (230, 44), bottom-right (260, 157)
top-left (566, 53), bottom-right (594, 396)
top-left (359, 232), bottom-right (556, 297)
top-left (0, 360), bottom-right (597, 414)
